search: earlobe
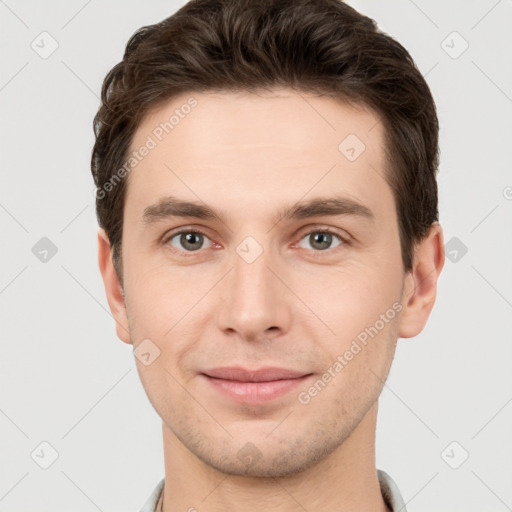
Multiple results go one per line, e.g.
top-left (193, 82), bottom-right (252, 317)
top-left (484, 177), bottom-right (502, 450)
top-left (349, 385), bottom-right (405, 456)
top-left (398, 223), bottom-right (445, 339)
top-left (97, 228), bottom-right (132, 345)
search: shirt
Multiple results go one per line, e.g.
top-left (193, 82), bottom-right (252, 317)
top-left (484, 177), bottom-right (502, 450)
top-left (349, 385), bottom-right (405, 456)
top-left (138, 469), bottom-right (407, 511)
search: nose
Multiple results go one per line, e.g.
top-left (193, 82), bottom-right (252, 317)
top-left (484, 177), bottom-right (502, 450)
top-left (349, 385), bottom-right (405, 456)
top-left (216, 241), bottom-right (292, 343)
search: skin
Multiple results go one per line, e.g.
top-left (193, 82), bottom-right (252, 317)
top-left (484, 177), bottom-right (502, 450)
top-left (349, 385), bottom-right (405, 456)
top-left (98, 88), bottom-right (444, 511)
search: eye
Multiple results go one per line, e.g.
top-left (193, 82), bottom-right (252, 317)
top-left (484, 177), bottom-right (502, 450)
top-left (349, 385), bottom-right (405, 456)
top-left (165, 230), bottom-right (213, 252)
top-left (163, 227), bottom-right (347, 256)
top-left (296, 229), bottom-right (346, 252)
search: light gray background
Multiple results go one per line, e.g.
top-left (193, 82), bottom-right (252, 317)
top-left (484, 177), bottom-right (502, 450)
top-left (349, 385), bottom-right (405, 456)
top-left (1, 0), bottom-right (511, 510)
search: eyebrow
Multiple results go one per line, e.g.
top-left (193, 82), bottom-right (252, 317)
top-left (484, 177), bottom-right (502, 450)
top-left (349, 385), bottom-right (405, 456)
top-left (142, 194), bottom-right (375, 226)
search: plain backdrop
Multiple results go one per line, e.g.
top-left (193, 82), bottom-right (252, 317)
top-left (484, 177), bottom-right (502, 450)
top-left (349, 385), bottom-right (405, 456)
top-left (1, 0), bottom-right (511, 511)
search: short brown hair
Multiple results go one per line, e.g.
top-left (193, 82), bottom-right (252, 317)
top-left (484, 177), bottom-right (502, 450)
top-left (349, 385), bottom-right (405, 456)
top-left (91, 0), bottom-right (439, 280)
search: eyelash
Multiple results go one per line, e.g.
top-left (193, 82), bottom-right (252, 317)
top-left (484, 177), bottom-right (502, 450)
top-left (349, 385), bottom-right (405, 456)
top-left (162, 226), bottom-right (350, 257)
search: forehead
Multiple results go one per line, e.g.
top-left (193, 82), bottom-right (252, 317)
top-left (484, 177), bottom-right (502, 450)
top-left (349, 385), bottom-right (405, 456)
top-left (124, 88), bottom-right (392, 223)
top-left (132, 88), bottom-right (383, 156)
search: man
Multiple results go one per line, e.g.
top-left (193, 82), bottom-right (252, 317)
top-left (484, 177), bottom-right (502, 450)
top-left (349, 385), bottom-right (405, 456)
top-left (92, 0), bottom-right (445, 510)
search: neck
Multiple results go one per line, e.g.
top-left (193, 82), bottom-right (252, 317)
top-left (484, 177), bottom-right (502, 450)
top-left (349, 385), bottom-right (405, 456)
top-left (159, 401), bottom-right (390, 512)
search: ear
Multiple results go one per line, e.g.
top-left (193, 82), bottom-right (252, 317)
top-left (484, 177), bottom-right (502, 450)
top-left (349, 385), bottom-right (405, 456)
top-left (398, 222), bottom-right (445, 339)
top-left (97, 228), bottom-right (132, 345)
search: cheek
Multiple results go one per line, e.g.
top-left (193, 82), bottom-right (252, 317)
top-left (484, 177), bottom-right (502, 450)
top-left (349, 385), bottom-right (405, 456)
top-left (124, 258), bottom-right (180, 325)
top-left (298, 262), bottom-right (402, 340)
top-left (301, 307), bottom-right (400, 410)
top-left (123, 261), bottom-right (212, 361)
top-left (296, 259), bottom-right (403, 393)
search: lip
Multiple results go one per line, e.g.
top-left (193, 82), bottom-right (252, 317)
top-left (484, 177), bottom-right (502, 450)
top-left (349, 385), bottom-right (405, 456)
top-left (201, 366), bottom-right (313, 404)
top-left (203, 366), bottom-right (310, 382)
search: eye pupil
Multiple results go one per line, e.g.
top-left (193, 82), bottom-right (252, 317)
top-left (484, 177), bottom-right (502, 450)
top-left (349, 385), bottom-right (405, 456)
top-left (310, 232), bottom-right (332, 250)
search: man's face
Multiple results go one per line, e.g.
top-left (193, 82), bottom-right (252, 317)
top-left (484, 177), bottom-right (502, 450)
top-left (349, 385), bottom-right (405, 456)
top-left (116, 89), bottom-right (408, 477)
